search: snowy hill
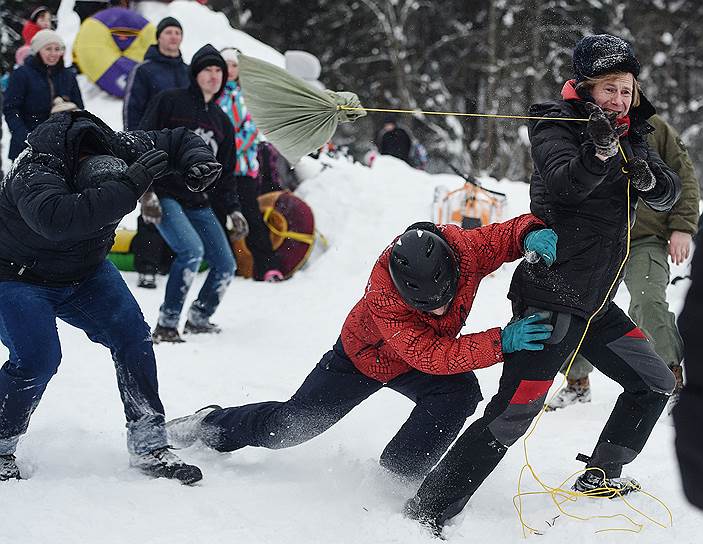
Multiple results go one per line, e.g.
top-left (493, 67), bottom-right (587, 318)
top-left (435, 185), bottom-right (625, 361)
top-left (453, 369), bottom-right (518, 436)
top-left (2, 1), bottom-right (701, 543)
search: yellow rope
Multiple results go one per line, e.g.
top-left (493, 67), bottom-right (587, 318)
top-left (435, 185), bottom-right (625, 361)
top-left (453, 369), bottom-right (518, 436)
top-left (513, 142), bottom-right (673, 537)
top-left (338, 104), bottom-right (589, 123)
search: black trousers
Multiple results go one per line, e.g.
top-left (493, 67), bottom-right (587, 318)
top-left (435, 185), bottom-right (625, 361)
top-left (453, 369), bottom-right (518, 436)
top-left (201, 338), bottom-right (483, 480)
top-left (410, 303), bottom-right (675, 527)
top-left (213, 178), bottom-right (281, 280)
top-left (131, 217), bottom-right (173, 275)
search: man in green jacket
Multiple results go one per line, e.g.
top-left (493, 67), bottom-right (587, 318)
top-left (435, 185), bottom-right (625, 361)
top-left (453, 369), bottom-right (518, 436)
top-left (547, 114), bottom-right (700, 413)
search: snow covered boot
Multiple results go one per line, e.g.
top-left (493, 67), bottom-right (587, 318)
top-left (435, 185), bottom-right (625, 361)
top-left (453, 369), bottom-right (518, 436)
top-left (152, 325), bottom-right (185, 344)
top-left (572, 470), bottom-right (640, 498)
top-left (130, 447), bottom-right (202, 485)
top-left (545, 376), bottom-right (591, 411)
top-left (183, 320), bottom-right (221, 335)
top-left (137, 273), bottom-right (157, 289)
top-left (0, 454), bottom-right (20, 481)
top-left (166, 405), bottom-right (222, 448)
top-left (403, 497), bottom-right (444, 539)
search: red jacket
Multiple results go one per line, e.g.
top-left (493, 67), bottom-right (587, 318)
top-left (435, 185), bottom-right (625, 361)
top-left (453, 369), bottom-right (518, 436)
top-left (341, 214), bottom-right (543, 382)
top-left (22, 21), bottom-right (42, 46)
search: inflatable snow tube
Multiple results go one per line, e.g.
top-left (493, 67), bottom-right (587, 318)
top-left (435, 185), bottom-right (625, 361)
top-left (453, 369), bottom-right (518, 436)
top-left (232, 191), bottom-right (316, 279)
top-left (108, 228), bottom-right (138, 271)
top-left (73, 8), bottom-right (155, 97)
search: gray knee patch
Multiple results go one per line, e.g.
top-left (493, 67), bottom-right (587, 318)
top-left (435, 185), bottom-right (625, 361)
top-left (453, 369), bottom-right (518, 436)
top-left (607, 333), bottom-right (676, 394)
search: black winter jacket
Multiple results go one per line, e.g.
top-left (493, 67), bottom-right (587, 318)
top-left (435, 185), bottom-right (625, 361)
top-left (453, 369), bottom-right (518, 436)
top-left (508, 90), bottom-right (680, 318)
top-left (3, 55), bottom-right (84, 160)
top-left (122, 44), bottom-right (190, 131)
top-left (139, 46), bottom-right (239, 213)
top-left (0, 110), bottom-right (217, 286)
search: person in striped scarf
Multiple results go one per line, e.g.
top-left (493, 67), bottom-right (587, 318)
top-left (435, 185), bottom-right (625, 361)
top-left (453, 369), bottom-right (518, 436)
top-left (217, 48), bottom-right (284, 282)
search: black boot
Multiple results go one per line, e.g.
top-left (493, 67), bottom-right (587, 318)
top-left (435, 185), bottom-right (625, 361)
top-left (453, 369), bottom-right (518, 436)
top-left (137, 273), bottom-right (157, 289)
top-left (183, 320), bottom-right (221, 335)
top-left (0, 454), bottom-right (21, 481)
top-left (130, 447), bottom-right (202, 485)
top-left (152, 325), bottom-right (185, 344)
top-left (572, 470), bottom-right (640, 498)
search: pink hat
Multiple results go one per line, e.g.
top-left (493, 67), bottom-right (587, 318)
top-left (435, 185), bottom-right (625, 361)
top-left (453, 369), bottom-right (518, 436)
top-left (15, 45), bottom-right (32, 66)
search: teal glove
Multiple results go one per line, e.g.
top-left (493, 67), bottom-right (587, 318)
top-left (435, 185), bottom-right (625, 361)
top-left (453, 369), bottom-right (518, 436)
top-left (501, 312), bottom-right (553, 353)
top-left (524, 229), bottom-right (558, 266)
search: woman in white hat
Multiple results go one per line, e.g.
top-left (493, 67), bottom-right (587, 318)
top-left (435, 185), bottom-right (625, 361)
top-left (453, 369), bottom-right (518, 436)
top-left (3, 29), bottom-right (83, 161)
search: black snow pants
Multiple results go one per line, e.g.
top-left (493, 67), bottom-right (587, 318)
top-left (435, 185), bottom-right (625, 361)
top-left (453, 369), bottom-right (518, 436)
top-left (132, 217), bottom-right (173, 275)
top-left (409, 303), bottom-right (676, 528)
top-left (201, 337), bottom-right (482, 480)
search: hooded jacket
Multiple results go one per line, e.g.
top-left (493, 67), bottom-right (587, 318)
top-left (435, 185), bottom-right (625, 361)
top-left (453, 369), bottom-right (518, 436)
top-left (139, 45), bottom-right (240, 213)
top-left (341, 215), bottom-right (543, 382)
top-left (122, 44), bottom-right (190, 131)
top-left (508, 81), bottom-right (681, 318)
top-left (0, 110), bottom-right (217, 286)
top-left (3, 54), bottom-right (84, 160)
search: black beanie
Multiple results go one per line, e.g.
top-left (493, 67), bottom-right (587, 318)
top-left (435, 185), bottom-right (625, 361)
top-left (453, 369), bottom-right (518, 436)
top-left (156, 16), bottom-right (182, 40)
top-left (190, 44), bottom-right (227, 79)
top-left (572, 34), bottom-right (640, 82)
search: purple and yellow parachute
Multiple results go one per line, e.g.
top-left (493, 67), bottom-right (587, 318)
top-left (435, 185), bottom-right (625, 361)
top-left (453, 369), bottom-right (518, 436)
top-left (73, 8), bottom-right (155, 97)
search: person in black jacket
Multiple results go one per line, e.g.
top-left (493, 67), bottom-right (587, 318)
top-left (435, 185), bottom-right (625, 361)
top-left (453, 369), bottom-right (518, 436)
top-left (123, 16), bottom-right (190, 290)
top-left (3, 29), bottom-right (83, 161)
top-left (377, 114), bottom-right (412, 164)
top-left (0, 109), bottom-right (222, 484)
top-left (675, 223), bottom-right (703, 510)
top-left (405, 34), bottom-right (682, 535)
top-left (139, 44), bottom-right (248, 343)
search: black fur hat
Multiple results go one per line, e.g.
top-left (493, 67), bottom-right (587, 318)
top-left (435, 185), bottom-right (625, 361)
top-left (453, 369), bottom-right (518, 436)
top-left (573, 34), bottom-right (640, 82)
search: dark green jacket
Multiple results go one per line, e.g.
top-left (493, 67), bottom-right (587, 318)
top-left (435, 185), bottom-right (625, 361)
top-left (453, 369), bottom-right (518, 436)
top-left (635, 114), bottom-right (700, 240)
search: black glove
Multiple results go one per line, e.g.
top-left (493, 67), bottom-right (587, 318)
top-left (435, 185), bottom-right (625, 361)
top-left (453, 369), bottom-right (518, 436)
top-left (185, 161), bottom-right (223, 192)
top-left (585, 103), bottom-right (627, 159)
top-left (140, 191), bottom-right (162, 225)
top-left (125, 149), bottom-right (169, 196)
top-left (623, 158), bottom-right (657, 192)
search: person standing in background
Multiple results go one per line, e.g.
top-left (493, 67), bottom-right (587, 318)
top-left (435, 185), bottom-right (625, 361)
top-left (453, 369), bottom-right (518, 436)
top-left (123, 16), bottom-right (190, 289)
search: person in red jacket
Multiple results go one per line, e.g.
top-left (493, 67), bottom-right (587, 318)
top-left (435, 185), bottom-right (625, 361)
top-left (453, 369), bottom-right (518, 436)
top-left (21, 6), bottom-right (52, 45)
top-left (165, 215), bottom-right (555, 480)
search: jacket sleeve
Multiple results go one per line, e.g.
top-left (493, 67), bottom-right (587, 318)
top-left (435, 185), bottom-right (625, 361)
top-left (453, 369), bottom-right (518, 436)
top-left (150, 126), bottom-right (221, 179)
top-left (442, 214), bottom-right (544, 277)
top-left (137, 87), bottom-right (167, 132)
top-left (2, 69), bottom-right (30, 144)
top-left (10, 164), bottom-right (138, 242)
top-left (123, 65), bottom-right (149, 131)
top-left (530, 117), bottom-right (612, 205)
top-left (651, 122), bottom-right (700, 233)
top-left (365, 277), bottom-right (504, 375)
top-left (637, 144), bottom-right (681, 213)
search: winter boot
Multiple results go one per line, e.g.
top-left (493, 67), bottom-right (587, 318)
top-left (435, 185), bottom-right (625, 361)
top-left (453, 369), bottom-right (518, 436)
top-left (166, 405), bottom-right (222, 448)
top-left (130, 447), bottom-right (202, 485)
top-left (183, 320), bottom-right (222, 335)
top-left (545, 376), bottom-right (591, 411)
top-left (263, 269), bottom-right (284, 283)
top-left (666, 364), bottom-right (684, 417)
top-left (403, 497), bottom-right (444, 539)
top-left (137, 273), bottom-right (157, 289)
top-left (0, 454), bottom-right (20, 481)
top-left (152, 325), bottom-right (185, 344)
top-left (572, 470), bottom-right (640, 498)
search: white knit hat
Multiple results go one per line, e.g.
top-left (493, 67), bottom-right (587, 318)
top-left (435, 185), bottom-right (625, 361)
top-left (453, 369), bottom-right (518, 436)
top-left (220, 48), bottom-right (240, 64)
top-left (30, 29), bottom-right (65, 54)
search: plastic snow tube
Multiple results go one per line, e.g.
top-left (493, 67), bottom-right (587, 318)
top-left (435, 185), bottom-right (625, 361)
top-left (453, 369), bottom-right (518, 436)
top-left (73, 7), bottom-right (155, 97)
top-left (108, 228), bottom-right (138, 271)
top-left (232, 191), bottom-right (316, 279)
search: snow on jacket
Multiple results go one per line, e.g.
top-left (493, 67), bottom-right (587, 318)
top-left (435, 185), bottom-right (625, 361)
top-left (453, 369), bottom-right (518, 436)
top-left (122, 44), bottom-right (190, 131)
top-left (341, 215), bottom-right (543, 382)
top-left (508, 81), bottom-right (681, 319)
top-left (139, 47), bottom-right (239, 213)
top-left (3, 54), bottom-right (83, 160)
top-left (0, 110), bottom-right (216, 286)
top-left (217, 80), bottom-right (260, 178)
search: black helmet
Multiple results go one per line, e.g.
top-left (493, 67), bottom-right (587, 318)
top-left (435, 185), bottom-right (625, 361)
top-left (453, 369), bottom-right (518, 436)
top-left (74, 154), bottom-right (128, 191)
top-left (389, 224), bottom-right (459, 312)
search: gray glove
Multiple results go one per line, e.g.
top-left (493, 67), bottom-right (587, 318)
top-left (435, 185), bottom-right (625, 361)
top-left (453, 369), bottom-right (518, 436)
top-left (140, 191), bottom-right (162, 225)
top-left (228, 211), bottom-right (250, 240)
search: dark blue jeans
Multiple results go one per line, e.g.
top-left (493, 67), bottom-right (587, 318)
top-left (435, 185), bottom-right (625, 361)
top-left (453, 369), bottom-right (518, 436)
top-left (156, 197), bottom-right (236, 328)
top-left (202, 338), bottom-right (482, 480)
top-left (0, 260), bottom-right (167, 456)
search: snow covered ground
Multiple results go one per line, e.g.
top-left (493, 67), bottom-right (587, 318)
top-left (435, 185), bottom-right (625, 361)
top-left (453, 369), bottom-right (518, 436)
top-left (2, 1), bottom-right (701, 543)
